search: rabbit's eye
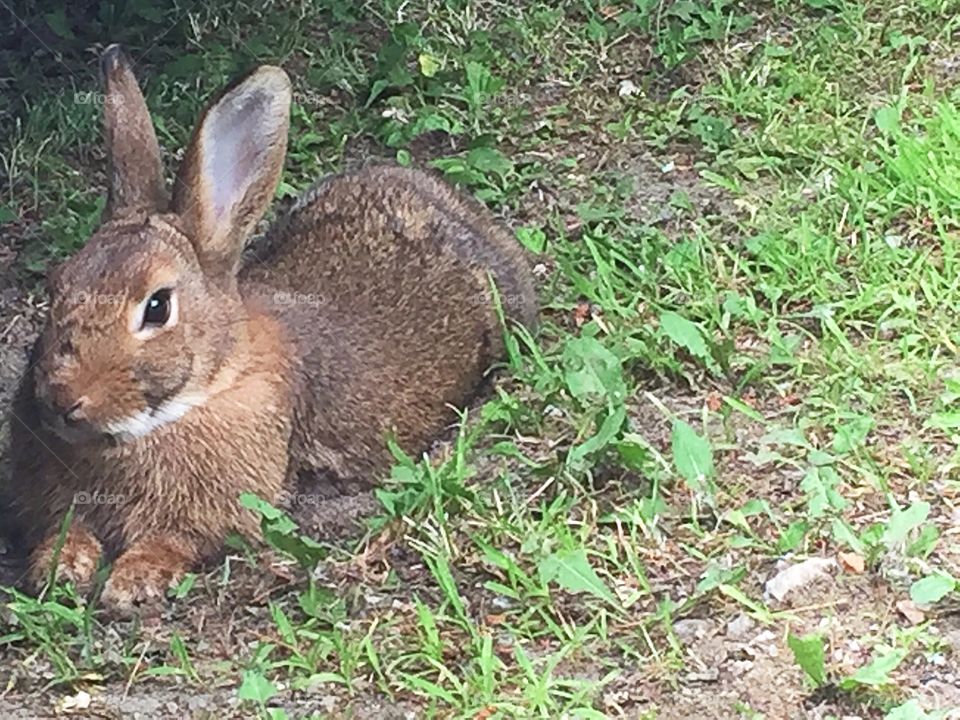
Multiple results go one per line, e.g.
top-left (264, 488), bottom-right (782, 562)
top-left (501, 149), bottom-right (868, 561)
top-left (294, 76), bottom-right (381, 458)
top-left (141, 289), bottom-right (172, 329)
top-left (131, 286), bottom-right (178, 338)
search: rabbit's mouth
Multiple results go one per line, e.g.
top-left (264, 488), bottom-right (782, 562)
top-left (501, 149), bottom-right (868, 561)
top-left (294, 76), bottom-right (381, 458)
top-left (39, 408), bottom-right (106, 444)
top-left (38, 390), bottom-right (209, 444)
top-left (102, 390), bottom-right (210, 441)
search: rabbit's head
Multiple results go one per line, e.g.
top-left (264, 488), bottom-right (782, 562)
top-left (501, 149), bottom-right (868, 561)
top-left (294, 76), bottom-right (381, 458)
top-left (32, 46), bottom-right (291, 443)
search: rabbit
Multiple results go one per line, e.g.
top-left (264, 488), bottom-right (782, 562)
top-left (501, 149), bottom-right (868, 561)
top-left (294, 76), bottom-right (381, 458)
top-left (4, 45), bottom-right (536, 612)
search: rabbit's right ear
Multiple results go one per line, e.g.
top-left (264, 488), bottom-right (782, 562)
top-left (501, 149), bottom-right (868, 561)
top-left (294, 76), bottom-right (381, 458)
top-left (100, 45), bottom-right (167, 220)
top-left (172, 66), bottom-right (291, 279)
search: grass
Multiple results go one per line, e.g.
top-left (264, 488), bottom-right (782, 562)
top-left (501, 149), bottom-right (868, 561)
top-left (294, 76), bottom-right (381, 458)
top-left (2, 0), bottom-right (960, 718)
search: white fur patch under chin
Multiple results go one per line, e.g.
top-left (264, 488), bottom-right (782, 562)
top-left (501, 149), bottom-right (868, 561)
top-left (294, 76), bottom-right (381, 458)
top-left (105, 390), bottom-right (208, 440)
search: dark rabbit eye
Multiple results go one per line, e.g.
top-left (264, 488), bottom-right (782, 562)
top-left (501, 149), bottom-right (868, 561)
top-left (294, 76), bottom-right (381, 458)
top-left (141, 289), bottom-right (172, 329)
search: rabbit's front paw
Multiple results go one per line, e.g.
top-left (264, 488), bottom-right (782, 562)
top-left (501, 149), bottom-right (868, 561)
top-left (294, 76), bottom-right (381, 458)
top-left (29, 524), bottom-right (103, 593)
top-left (101, 535), bottom-right (195, 612)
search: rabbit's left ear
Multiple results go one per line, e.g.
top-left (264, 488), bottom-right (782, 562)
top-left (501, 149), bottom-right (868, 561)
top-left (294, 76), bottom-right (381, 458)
top-left (100, 45), bottom-right (167, 220)
top-left (172, 66), bottom-right (291, 279)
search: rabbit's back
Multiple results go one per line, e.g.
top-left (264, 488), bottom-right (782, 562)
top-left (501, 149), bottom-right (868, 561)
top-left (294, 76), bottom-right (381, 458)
top-left (240, 166), bottom-right (535, 485)
top-left (247, 166), bottom-right (536, 325)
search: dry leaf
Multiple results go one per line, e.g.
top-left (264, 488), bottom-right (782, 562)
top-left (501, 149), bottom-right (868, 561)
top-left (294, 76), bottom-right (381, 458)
top-left (58, 690), bottom-right (92, 712)
top-left (896, 599), bottom-right (925, 625)
top-left (838, 551), bottom-right (865, 574)
top-left (573, 301), bottom-right (591, 327)
top-left (764, 557), bottom-right (836, 603)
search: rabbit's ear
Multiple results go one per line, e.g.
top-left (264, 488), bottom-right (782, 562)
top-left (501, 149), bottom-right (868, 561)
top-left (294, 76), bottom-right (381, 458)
top-left (100, 45), bottom-right (167, 219)
top-left (172, 66), bottom-right (291, 278)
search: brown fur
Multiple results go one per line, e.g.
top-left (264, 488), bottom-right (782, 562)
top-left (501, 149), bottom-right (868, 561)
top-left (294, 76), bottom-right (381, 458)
top-left (28, 524), bottom-right (102, 592)
top-left (4, 46), bottom-right (536, 612)
top-left (100, 44), bottom-right (166, 218)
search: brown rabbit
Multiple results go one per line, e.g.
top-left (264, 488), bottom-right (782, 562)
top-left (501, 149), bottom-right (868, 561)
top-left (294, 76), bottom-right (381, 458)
top-left (4, 45), bottom-right (535, 611)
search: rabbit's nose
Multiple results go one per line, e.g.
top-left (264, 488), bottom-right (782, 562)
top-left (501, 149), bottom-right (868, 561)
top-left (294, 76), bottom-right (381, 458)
top-left (62, 397), bottom-right (89, 425)
top-left (45, 387), bottom-right (89, 425)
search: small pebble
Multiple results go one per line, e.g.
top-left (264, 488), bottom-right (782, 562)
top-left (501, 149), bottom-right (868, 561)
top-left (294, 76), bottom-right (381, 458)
top-left (726, 613), bottom-right (756, 641)
top-left (673, 619), bottom-right (715, 644)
